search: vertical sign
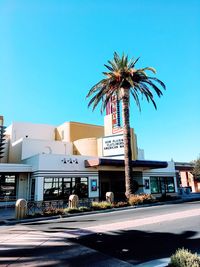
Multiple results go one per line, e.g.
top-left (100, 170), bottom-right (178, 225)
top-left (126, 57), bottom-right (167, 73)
top-left (111, 94), bottom-right (123, 134)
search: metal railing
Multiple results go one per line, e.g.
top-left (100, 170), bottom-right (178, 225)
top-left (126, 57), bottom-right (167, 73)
top-left (27, 200), bottom-right (68, 215)
top-left (26, 198), bottom-right (93, 215)
top-left (0, 196), bottom-right (16, 208)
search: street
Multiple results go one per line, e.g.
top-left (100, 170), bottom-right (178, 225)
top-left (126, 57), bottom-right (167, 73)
top-left (0, 201), bottom-right (200, 266)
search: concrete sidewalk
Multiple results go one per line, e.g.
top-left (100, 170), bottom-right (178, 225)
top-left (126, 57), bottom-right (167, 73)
top-left (0, 225), bottom-right (132, 267)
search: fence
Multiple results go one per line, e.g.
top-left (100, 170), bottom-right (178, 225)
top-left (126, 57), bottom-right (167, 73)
top-left (27, 200), bottom-right (67, 215)
top-left (26, 198), bottom-right (93, 216)
top-left (0, 196), bottom-right (16, 208)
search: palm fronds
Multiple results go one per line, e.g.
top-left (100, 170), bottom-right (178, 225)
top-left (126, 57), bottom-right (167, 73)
top-left (86, 52), bottom-right (166, 112)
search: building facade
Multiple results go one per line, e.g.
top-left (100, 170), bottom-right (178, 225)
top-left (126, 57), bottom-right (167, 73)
top-left (0, 113), bottom-right (177, 203)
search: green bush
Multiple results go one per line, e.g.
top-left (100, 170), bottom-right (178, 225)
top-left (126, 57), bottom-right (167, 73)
top-left (91, 201), bottom-right (113, 210)
top-left (169, 248), bottom-right (200, 267)
top-left (64, 207), bottom-right (80, 214)
top-left (78, 206), bottom-right (91, 212)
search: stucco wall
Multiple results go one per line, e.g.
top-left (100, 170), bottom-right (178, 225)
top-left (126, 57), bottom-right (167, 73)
top-left (21, 138), bottom-right (72, 160)
top-left (8, 138), bottom-right (73, 163)
top-left (73, 138), bottom-right (98, 156)
top-left (23, 154), bottom-right (97, 172)
top-left (56, 122), bottom-right (104, 142)
top-left (8, 122), bottom-right (56, 143)
top-left (9, 139), bottom-right (23, 163)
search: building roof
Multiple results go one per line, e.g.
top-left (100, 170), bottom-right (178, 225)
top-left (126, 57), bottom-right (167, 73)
top-left (175, 162), bottom-right (194, 171)
top-left (0, 163), bottom-right (32, 173)
top-left (85, 158), bottom-right (168, 170)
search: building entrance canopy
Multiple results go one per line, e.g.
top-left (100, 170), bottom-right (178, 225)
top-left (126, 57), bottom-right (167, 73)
top-left (85, 158), bottom-right (168, 171)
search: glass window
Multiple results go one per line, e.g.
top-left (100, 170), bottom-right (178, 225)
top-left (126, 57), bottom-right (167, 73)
top-left (150, 177), bottom-right (160, 193)
top-left (72, 177), bottom-right (88, 198)
top-left (44, 177), bottom-right (88, 200)
top-left (150, 177), bottom-right (175, 194)
top-left (0, 174), bottom-right (16, 200)
top-left (30, 178), bottom-right (35, 201)
top-left (166, 177), bottom-right (175, 193)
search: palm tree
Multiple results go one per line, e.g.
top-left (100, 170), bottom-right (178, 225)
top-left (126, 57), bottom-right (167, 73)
top-left (86, 52), bottom-right (166, 199)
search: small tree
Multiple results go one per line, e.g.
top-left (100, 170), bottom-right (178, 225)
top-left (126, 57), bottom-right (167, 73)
top-left (192, 158), bottom-right (200, 181)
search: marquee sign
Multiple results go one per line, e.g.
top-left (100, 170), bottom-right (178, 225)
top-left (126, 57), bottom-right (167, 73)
top-left (102, 134), bottom-right (124, 157)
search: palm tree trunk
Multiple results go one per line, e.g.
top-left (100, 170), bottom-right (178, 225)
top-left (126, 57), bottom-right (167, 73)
top-left (121, 88), bottom-right (133, 199)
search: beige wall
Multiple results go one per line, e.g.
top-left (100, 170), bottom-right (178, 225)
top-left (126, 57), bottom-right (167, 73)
top-left (56, 121), bottom-right (104, 142)
top-left (5, 119), bottom-right (138, 160)
top-left (9, 139), bottom-right (23, 163)
top-left (73, 138), bottom-right (98, 156)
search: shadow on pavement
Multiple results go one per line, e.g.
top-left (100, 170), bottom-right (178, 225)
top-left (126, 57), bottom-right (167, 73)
top-left (71, 229), bottom-right (200, 265)
top-left (0, 240), bottom-right (131, 267)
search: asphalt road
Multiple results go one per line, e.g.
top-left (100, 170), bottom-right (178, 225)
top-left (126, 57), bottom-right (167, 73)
top-left (23, 201), bottom-right (200, 232)
top-left (1, 201), bottom-right (200, 266)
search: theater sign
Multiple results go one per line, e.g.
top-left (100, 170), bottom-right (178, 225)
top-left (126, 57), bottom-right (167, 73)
top-left (102, 134), bottom-right (124, 157)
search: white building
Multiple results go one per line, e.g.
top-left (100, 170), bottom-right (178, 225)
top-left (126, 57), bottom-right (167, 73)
top-left (0, 112), bottom-right (177, 203)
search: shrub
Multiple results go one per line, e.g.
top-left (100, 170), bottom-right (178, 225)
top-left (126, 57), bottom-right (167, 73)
top-left (78, 206), bottom-right (91, 212)
top-left (128, 194), bottom-right (155, 206)
top-left (112, 201), bottom-right (129, 208)
top-left (43, 208), bottom-right (64, 216)
top-left (64, 208), bottom-right (80, 214)
top-left (128, 195), bottom-right (143, 206)
top-left (141, 194), bottom-right (156, 204)
top-left (91, 201), bottom-right (113, 210)
top-left (169, 248), bottom-right (200, 267)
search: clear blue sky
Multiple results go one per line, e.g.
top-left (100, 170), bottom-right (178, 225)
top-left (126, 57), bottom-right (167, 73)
top-left (0, 0), bottom-right (199, 162)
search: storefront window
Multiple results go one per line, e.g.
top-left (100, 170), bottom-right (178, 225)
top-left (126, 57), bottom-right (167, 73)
top-left (150, 177), bottom-right (175, 194)
top-left (0, 174), bottom-right (16, 200)
top-left (150, 177), bottom-right (160, 193)
top-left (166, 177), bottom-right (175, 192)
top-left (44, 177), bottom-right (88, 200)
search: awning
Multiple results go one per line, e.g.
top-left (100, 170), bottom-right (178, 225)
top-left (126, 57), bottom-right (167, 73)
top-left (85, 158), bottom-right (168, 170)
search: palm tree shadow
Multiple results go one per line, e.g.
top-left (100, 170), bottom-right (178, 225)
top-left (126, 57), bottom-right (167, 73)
top-left (71, 229), bottom-right (200, 265)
